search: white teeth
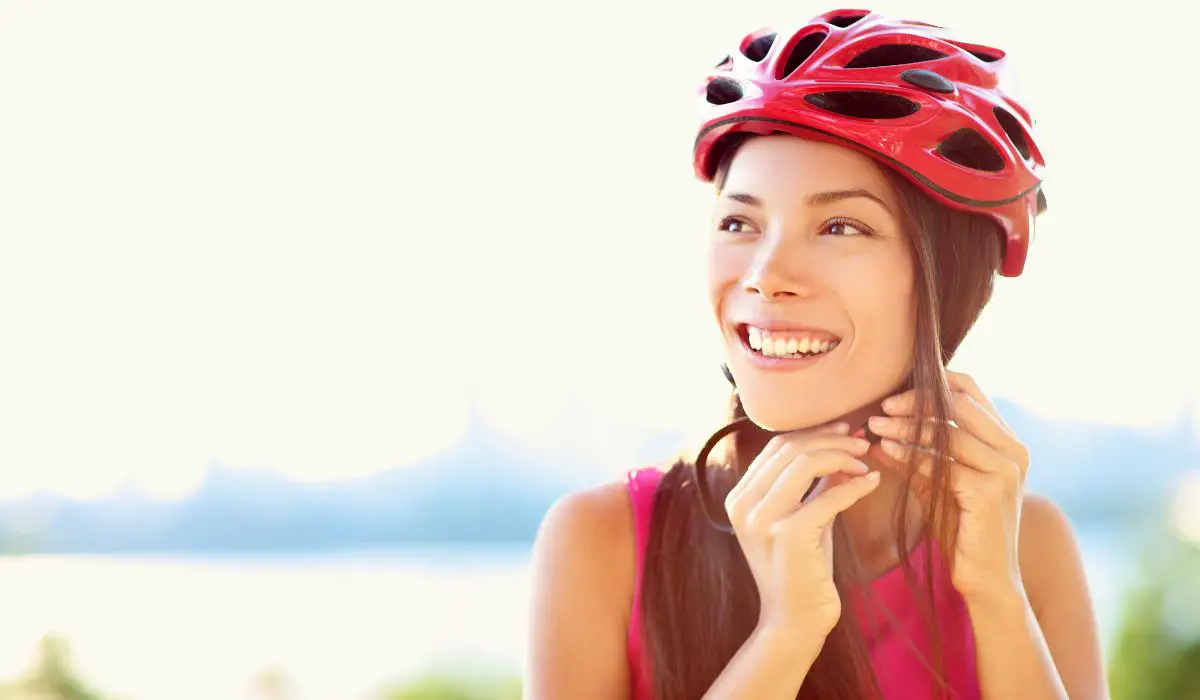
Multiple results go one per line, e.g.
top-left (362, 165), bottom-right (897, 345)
top-left (742, 325), bottom-right (840, 359)
top-left (748, 326), bottom-right (763, 350)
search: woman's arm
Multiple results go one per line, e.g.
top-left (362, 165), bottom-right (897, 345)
top-left (523, 480), bottom-right (835, 700)
top-left (701, 622), bottom-right (826, 700)
top-left (524, 483), bottom-right (635, 700)
top-left (967, 493), bottom-right (1109, 700)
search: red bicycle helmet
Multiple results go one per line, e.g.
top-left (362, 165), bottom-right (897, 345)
top-left (694, 9), bottom-right (1046, 277)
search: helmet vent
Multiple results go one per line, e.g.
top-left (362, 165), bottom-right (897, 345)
top-left (715, 54), bottom-right (733, 70)
top-left (845, 43), bottom-right (948, 68)
top-left (706, 78), bottom-right (744, 106)
top-left (950, 42), bottom-right (1002, 62)
top-left (900, 68), bottom-right (955, 94)
top-left (778, 32), bottom-right (828, 79)
top-left (804, 90), bottom-right (920, 119)
top-left (741, 32), bottom-right (777, 62)
top-left (937, 128), bottom-right (1005, 172)
top-left (993, 106), bottom-right (1031, 159)
top-left (828, 13), bottom-right (868, 28)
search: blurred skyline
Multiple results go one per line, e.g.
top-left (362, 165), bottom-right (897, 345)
top-left (1, 0), bottom-right (1196, 501)
top-left (0, 395), bottom-right (1193, 557)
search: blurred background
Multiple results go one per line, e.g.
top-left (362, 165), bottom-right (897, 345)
top-left (0, 0), bottom-right (1197, 698)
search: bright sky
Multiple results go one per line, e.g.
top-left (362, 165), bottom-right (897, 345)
top-left (1, 1), bottom-right (1195, 500)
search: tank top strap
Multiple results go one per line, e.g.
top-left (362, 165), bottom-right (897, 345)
top-left (625, 467), bottom-right (664, 700)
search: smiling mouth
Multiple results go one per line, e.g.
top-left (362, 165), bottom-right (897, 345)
top-left (736, 324), bottom-right (842, 360)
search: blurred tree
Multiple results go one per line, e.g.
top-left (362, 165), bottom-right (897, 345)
top-left (379, 670), bottom-right (521, 700)
top-left (0, 634), bottom-right (110, 700)
top-left (246, 666), bottom-right (296, 700)
top-left (1108, 525), bottom-right (1200, 700)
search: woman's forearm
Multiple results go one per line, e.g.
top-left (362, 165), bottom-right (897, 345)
top-left (702, 623), bottom-right (826, 700)
top-left (967, 588), bottom-right (1069, 700)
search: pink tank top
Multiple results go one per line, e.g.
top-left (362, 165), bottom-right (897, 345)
top-left (625, 467), bottom-right (980, 700)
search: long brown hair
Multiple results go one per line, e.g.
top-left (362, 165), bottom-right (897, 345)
top-left (640, 136), bottom-right (1004, 699)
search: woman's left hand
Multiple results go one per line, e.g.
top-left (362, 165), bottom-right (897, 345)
top-left (867, 370), bottom-right (1031, 605)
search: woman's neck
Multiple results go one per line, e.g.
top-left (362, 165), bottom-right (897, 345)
top-left (837, 446), bottom-right (926, 580)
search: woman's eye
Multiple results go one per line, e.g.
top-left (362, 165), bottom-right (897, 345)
top-left (823, 218), bottom-right (872, 237)
top-left (718, 216), bottom-right (754, 234)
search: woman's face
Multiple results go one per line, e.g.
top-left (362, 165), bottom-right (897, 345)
top-left (708, 135), bottom-right (917, 431)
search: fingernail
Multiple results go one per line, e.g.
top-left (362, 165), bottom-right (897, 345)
top-left (882, 397), bottom-right (898, 411)
top-left (865, 471), bottom-right (881, 482)
top-left (829, 422), bottom-right (850, 434)
top-left (868, 416), bottom-right (892, 431)
top-left (851, 438), bottom-right (871, 452)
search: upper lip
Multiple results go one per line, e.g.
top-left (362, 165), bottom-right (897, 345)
top-left (734, 318), bottom-right (842, 339)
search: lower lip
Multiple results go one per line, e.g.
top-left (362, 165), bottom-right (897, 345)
top-left (738, 336), bottom-right (838, 372)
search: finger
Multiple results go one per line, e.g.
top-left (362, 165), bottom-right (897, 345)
top-left (726, 422), bottom-right (849, 502)
top-left (945, 371), bottom-right (1009, 429)
top-left (867, 414), bottom-right (948, 444)
top-left (879, 390), bottom-right (952, 425)
top-left (882, 390), bottom-right (1019, 461)
top-left (885, 372), bottom-right (1011, 433)
top-left (730, 437), bottom-right (870, 527)
top-left (878, 435), bottom-right (1004, 497)
top-left (725, 437), bottom-right (787, 504)
top-left (879, 389), bottom-right (955, 420)
top-left (781, 471), bottom-right (882, 531)
top-left (877, 437), bottom-right (940, 489)
top-left (883, 434), bottom-right (945, 473)
top-left (749, 449), bottom-right (871, 525)
top-left (729, 431), bottom-right (866, 508)
top-left (868, 416), bottom-right (997, 471)
top-left (877, 439), bottom-right (965, 501)
top-left (931, 376), bottom-right (1029, 473)
top-left (945, 392), bottom-right (1024, 462)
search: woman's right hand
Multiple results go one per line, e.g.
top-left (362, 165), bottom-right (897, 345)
top-left (724, 421), bottom-right (880, 637)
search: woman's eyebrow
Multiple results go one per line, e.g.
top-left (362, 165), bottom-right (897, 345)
top-left (722, 188), bottom-right (892, 214)
top-left (804, 188), bottom-right (892, 214)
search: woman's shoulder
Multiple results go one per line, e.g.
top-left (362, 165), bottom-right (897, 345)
top-left (538, 478), bottom-right (637, 550)
top-left (535, 468), bottom-right (665, 554)
top-left (530, 471), bottom-right (663, 609)
top-left (534, 467), bottom-right (671, 590)
top-left (1017, 490), bottom-right (1076, 566)
top-left (1017, 491), bottom-right (1085, 610)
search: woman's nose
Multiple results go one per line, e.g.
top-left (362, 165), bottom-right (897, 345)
top-left (741, 239), bottom-right (814, 300)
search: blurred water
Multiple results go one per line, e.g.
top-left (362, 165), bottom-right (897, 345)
top-left (0, 527), bottom-right (1132, 700)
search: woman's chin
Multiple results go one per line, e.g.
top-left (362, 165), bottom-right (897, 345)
top-left (740, 402), bottom-right (843, 433)
top-left (740, 397), bottom-right (879, 433)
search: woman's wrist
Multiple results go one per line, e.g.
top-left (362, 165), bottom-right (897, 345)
top-left (701, 619), bottom-right (829, 700)
top-left (753, 616), bottom-right (833, 658)
top-left (962, 578), bottom-right (1029, 616)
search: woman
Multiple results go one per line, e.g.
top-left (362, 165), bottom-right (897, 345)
top-left (526, 9), bottom-right (1107, 700)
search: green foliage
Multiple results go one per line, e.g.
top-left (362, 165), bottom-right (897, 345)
top-left (1108, 530), bottom-right (1200, 700)
top-left (0, 634), bottom-right (112, 700)
top-left (378, 670), bottom-right (522, 700)
top-left (0, 633), bottom-right (528, 700)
